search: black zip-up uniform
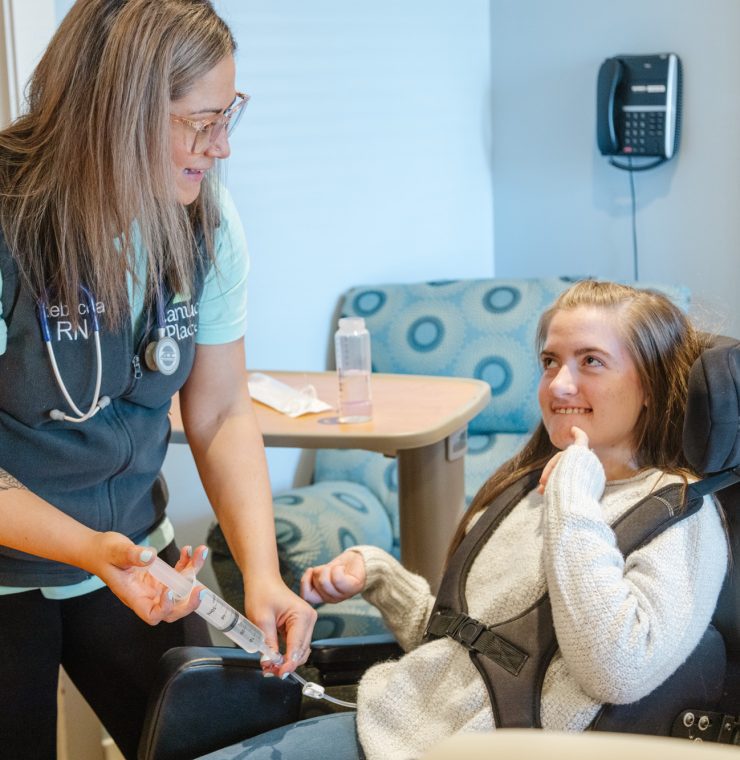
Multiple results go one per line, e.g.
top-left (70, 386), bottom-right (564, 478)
top-left (0, 234), bottom-right (213, 758)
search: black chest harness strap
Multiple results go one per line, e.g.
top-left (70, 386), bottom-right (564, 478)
top-left (423, 471), bottom-right (726, 736)
top-left (425, 611), bottom-right (528, 676)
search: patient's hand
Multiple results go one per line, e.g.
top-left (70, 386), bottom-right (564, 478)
top-left (300, 549), bottom-right (366, 605)
top-left (537, 425), bottom-right (590, 494)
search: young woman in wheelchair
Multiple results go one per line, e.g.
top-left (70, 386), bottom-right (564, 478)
top-left (207, 280), bottom-right (728, 760)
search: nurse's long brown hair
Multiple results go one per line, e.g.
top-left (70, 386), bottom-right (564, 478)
top-left (447, 280), bottom-right (705, 559)
top-left (0, 0), bottom-right (235, 327)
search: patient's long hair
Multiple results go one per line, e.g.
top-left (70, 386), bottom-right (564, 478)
top-left (447, 280), bottom-right (705, 558)
top-left (0, 0), bottom-right (235, 328)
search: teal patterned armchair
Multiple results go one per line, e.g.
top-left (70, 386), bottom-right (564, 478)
top-left (207, 278), bottom-right (690, 639)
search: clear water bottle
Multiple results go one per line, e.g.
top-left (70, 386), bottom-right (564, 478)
top-left (335, 317), bottom-right (372, 423)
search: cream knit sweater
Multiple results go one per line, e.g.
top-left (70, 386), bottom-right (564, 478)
top-left (352, 445), bottom-right (728, 760)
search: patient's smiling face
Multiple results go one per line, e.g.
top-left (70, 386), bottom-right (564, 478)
top-left (537, 305), bottom-right (646, 480)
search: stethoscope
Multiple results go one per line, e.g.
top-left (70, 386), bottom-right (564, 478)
top-left (37, 284), bottom-right (180, 424)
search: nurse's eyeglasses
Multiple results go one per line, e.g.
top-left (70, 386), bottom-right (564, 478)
top-left (170, 91), bottom-right (249, 153)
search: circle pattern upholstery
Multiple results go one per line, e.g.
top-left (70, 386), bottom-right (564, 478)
top-left (483, 285), bottom-right (521, 314)
top-left (407, 316), bottom-right (446, 352)
top-left (352, 289), bottom-right (387, 317)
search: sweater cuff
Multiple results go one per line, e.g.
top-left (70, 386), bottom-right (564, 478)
top-left (352, 545), bottom-right (402, 592)
top-left (353, 545), bottom-right (432, 622)
top-left (548, 444), bottom-right (606, 504)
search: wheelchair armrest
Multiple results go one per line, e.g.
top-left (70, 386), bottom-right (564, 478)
top-left (138, 646), bottom-right (302, 760)
top-left (308, 633), bottom-right (404, 686)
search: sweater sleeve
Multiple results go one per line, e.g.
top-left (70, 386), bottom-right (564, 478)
top-left (352, 545), bottom-right (437, 652)
top-left (542, 445), bottom-right (728, 705)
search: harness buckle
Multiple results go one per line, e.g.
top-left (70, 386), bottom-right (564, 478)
top-left (456, 620), bottom-right (486, 649)
top-left (425, 610), bottom-right (529, 676)
top-left (442, 613), bottom-right (467, 637)
top-left (445, 613), bottom-right (485, 650)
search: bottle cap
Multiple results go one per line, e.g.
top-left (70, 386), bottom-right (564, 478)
top-left (337, 317), bottom-right (366, 333)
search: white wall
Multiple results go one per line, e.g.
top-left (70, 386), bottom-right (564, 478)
top-left (216, 0), bottom-right (494, 370)
top-left (0, 0), bottom-right (56, 123)
top-left (490, 0), bottom-right (740, 338)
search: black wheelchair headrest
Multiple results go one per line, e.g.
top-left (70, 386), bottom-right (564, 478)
top-left (683, 336), bottom-right (740, 475)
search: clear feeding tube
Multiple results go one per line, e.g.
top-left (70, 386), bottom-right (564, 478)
top-left (146, 557), bottom-right (356, 709)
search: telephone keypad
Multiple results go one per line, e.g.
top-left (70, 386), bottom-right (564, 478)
top-left (620, 110), bottom-right (666, 155)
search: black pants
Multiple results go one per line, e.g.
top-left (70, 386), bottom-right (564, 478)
top-left (0, 542), bottom-right (211, 760)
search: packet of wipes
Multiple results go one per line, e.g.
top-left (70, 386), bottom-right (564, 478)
top-left (247, 372), bottom-right (333, 418)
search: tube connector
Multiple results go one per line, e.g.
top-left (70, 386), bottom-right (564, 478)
top-left (301, 681), bottom-right (325, 700)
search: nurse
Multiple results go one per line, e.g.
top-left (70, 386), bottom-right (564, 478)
top-left (0, 1), bottom-right (315, 757)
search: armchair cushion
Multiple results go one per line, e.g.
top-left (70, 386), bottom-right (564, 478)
top-left (272, 482), bottom-right (393, 585)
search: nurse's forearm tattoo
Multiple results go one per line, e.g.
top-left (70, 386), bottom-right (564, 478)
top-left (0, 468), bottom-right (26, 491)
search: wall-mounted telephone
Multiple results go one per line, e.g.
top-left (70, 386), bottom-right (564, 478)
top-left (597, 53), bottom-right (682, 169)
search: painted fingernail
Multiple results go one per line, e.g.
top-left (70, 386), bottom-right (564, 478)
top-left (139, 550), bottom-right (153, 563)
top-left (291, 651), bottom-right (302, 662)
top-left (167, 590), bottom-right (174, 602)
top-left (201, 548), bottom-right (209, 560)
top-left (280, 672), bottom-right (289, 680)
top-left (186, 546), bottom-right (193, 558)
top-left (198, 589), bottom-right (208, 601)
top-left (263, 671), bottom-right (275, 678)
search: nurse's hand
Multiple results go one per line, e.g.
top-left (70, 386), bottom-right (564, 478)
top-left (244, 577), bottom-right (317, 679)
top-left (90, 532), bottom-right (207, 624)
top-left (537, 425), bottom-right (590, 494)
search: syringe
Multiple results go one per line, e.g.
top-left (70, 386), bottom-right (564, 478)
top-left (146, 556), bottom-right (282, 663)
top-left (145, 556), bottom-right (357, 709)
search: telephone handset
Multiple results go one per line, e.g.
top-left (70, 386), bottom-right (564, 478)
top-left (597, 53), bottom-right (682, 170)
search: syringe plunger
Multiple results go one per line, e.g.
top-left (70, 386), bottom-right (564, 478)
top-left (146, 557), bottom-right (282, 663)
